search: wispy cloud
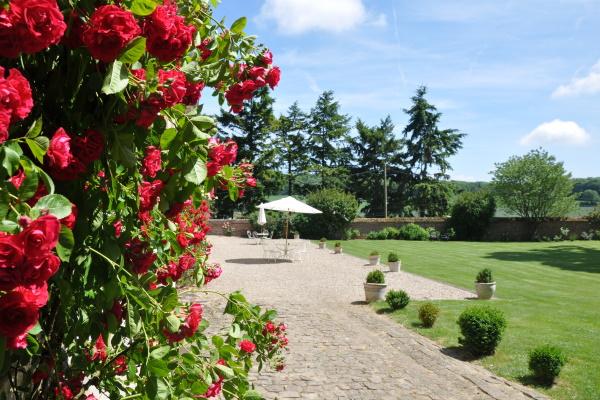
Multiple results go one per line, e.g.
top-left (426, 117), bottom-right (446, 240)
top-left (552, 60), bottom-right (600, 98)
top-left (520, 119), bottom-right (591, 146)
top-left (256, 0), bottom-right (383, 35)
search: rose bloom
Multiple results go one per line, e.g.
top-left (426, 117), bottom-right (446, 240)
top-left (71, 130), bottom-right (105, 164)
top-left (113, 220), bottom-right (123, 238)
top-left (221, 140), bottom-right (238, 165)
top-left (239, 339), bottom-right (256, 353)
top-left (182, 81), bottom-right (205, 106)
top-left (46, 128), bottom-right (73, 169)
top-left (17, 215), bottom-right (60, 260)
top-left (157, 69), bottom-right (187, 107)
top-left (266, 66), bottom-right (281, 89)
top-left (260, 50), bottom-right (273, 66)
top-left (60, 203), bottom-right (78, 230)
top-left (83, 5), bottom-right (141, 63)
top-left (3, 0), bottom-right (66, 55)
top-left (91, 334), bottom-right (108, 362)
top-left (143, 3), bottom-right (195, 62)
top-left (0, 9), bottom-right (20, 58)
top-left (138, 180), bottom-right (164, 211)
top-left (141, 146), bottom-right (162, 178)
top-left (0, 66), bottom-right (33, 141)
top-left (0, 289), bottom-right (40, 341)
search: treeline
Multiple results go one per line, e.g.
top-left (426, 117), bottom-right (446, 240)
top-left (213, 86), bottom-right (465, 218)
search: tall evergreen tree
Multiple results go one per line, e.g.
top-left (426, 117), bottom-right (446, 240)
top-left (307, 91), bottom-right (352, 189)
top-left (402, 86), bottom-right (465, 181)
top-left (273, 102), bottom-right (309, 195)
top-left (349, 116), bottom-right (406, 216)
top-left (215, 87), bottom-right (281, 216)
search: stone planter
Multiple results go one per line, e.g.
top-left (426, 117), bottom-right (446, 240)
top-left (475, 282), bottom-right (496, 299)
top-left (334, 246), bottom-right (342, 254)
top-left (318, 242), bottom-right (326, 249)
top-left (388, 261), bottom-right (401, 272)
top-left (368, 255), bottom-right (380, 266)
top-left (364, 283), bottom-right (387, 302)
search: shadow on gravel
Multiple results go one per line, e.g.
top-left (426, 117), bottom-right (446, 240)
top-left (440, 346), bottom-right (480, 362)
top-left (350, 300), bottom-right (368, 306)
top-left (225, 258), bottom-right (292, 265)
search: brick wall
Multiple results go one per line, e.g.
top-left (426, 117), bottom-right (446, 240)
top-left (208, 219), bottom-right (252, 237)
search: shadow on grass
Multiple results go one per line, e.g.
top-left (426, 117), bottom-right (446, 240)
top-left (517, 374), bottom-right (555, 389)
top-left (224, 258), bottom-right (292, 265)
top-left (485, 245), bottom-right (600, 273)
top-left (375, 307), bottom-right (394, 315)
top-left (439, 346), bottom-right (481, 362)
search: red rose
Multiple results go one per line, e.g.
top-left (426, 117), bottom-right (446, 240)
top-left (9, 168), bottom-right (26, 189)
top-left (17, 215), bottom-right (60, 260)
top-left (239, 339), bottom-right (256, 353)
top-left (143, 4), bottom-right (195, 62)
top-left (157, 69), bottom-right (187, 107)
top-left (260, 50), bottom-right (273, 66)
top-left (249, 66), bottom-right (267, 87)
top-left (7, 333), bottom-right (28, 349)
top-left (0, 289), bottom-right (39, 339)
top-left (16, 282), bottom-right (49, 308)
top-left (221, 140), bottom-right (238, 165)
top-left (0, 67), bottom-right (33, 121)
top-left (50, 157), bottom-right (87, 181)
top-left (136, 95), bottom-right (163, 128)
top-left (60, 203), bottom-right (78, 230)
top-left (91, 334), bottom-right (107, 362)
top-left (26, 183), bottom-right (48, 207)
top-left (197, 37), bottom-right (212, 60)
top-left (246, 177), bottom-right (257, 187)
top-left (141, 146), bottom-right (162, 178)
top-left (0, 109), bottom-right (10, 143)
top-left (182, 81), bottom-right (205, 106)
top-left (113, 220), bottom-right (123, 238)
top-left (0, 10), bottom-right (20, 58)
top-left (0, 234), bottom-right (24, 270)
top-left (206, 161), bottom-right (222, 177)
top-left (46, 128), bottom-right (73, 169)
top-left (83, 5), bottom-right (141, 63)
top-left (138, 180), bottom-right (164, 211)
top-left (20, 254), bottom-right (60, 286)
top-left (10, 0), bottom-right (66, 54)
top-left (71, 130), bottom-right (105, 164)
top-left (266, 66), bottom-right (281, 89)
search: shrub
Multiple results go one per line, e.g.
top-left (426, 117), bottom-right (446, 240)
top-left (382, 227), bottom-right (400, 239)
top-left (418, 303), bottom-right (440, 327)
top-left (369, 250), bottom-right (380, 256)
top-left (587, 205), bottom-right (600, 228)
top-left (366, 270), bottom-right (385, 284)
top-left (344, 228), bottom-right (361, 240)
top-left (476, 268), bottom-right (494, 283)
top-left (398, 223), bottom-right (429, 240)
top-left (387, 252), bottom-right (399, 262)
top-left (426, 227), bottom-right (440, 240)
top-left (320, 237), bottom-right (327, 242)
top-left (385, 290), bottom-right (410, 310)
top-left (449, 191), bottom-right (496, 240)
top-left (457, 306), bottom-right (507, 356)
top-left (529, 345), bottom-right (567, 384)
top-left (334, 241), bottom-right (342, 248)
top-left (295, 189), bottom-right (359, 239)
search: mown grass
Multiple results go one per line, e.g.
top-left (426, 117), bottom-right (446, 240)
top-left (333, 239), bottom-right (600, 400)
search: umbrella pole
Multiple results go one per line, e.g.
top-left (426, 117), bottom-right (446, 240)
top-left (285, 211), bottom-right (289, 255)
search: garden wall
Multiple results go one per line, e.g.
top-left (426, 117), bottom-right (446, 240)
top-left (209, 217), bottom-right (593, 241)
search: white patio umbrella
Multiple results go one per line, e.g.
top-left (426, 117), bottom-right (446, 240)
top-left (257, 206), bottom-right (267, 228)
top-left (258, 196), bottom-right (322, 254)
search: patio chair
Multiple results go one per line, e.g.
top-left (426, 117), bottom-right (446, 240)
top-left (262, 241), bottom-right (280, 262)
top-left (247, 230), bottom-right (259, 245)
top-left (287, 241), bottom-right (307, 262)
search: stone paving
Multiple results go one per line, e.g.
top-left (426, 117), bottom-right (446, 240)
top-left (193, 236), bottom-right (548, 400)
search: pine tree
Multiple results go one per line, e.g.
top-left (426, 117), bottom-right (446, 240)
top-left (273, 102), bottom-right (309, 195)
top-left (402, 86), bottom-right (465, 181)
top-left (348, 116), bottom-right (406, 216)
top-left (306, 91), bottom-right (352, 189)
top-left (215, 87), bottom-right (281, 216)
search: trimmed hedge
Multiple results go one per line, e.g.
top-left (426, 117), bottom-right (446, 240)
top-left (457, 306), bottom-right (507, 356)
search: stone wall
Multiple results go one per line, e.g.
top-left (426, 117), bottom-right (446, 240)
top-left (209, 217), bottom-right (594, 241)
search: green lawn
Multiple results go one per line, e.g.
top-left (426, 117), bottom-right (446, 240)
top-left (333, 240), bottom-right (600, 400)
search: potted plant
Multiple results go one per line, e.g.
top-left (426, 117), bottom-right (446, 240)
top-left (368, 250), bottom-right (380, 265)
top-left (388, 252), bottom-right (401, 272)
top-left (334, 242), bottom-right (342, 254)
top-left (364, 270), bottom-right (387, 302)
top-left (319, 237), bottom-right (326, 249)
top-left (475, 268), bottom-right (496, 299)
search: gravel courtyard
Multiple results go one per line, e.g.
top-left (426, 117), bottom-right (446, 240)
top-left (192, 236), bottom-right (547, 400)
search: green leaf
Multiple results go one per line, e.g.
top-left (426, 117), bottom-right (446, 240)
top-left (190, 381), bottom-right (209, 395)
top-left (243, 390), bottom-right (264, 400)
top-left (31, 194), bottom-right (72, 219)
top-left (159, 128), bottom-right (178, 149)
top-left (28, 322), bottom-right (42, 335)
top-left (0, 220), bottom-right (18, 233)
top-left (56, 226), bottom-right (74, 262)
top-left (25, 137), bottom-right (49, 163)
top-left (230, 17), bottom-right (247, 33)
top-left (215, 364), bottom-right (234, 378)
top-left (150, 346), bottom-right (171, 360)
top-left (190, 115), bottom-right (215, 130)
top-left (1, 147), bottom-right (20, 175)
top-left (165, 315), bottom-right (180, 333)
top-left (26, 117), bottom-right (43, 138)
top-left (112, 132), bottom-right (136, 168)
top-left (183, 159), bottom-right (207, 185)
top-left (147, 359), bottom-right (170, 377)
top-left (119, 37), bottom-right (147, 64)
top-left (130, 0), bottom-right (159, 16)
top-left (37, 167), bottom-right (55, 194)
top-left (102, 61), bottom-right (129, 95)
top-left (228, 323), bottom-right (242, 339)
top-left (18, 160), bottom-right (39, 201)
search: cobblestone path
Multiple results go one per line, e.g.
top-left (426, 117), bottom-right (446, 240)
top-left (192, 237), bottom-right (547, 400)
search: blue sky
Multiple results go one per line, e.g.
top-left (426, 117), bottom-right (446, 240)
top-left (207, 0), bottom-right (600, 181)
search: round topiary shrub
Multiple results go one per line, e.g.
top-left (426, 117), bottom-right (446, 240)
top-left (476, 268), bottom-right (494, 283)
top-left (366, 269), bottom-right (385, 284)
top-left (457, 306), bottom-right (507, 356)
top-left (398, 223), bottom-right (429, 241)
top-left (387, 252), bottom-right (399, 263)
top-left (418, 302), bottom-right (440, 327)
top-left (385, 290), bottom-right (410, 310)
top-left (529, 345), bottom-right (567, 384)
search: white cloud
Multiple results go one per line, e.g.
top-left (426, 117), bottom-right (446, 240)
top-left (257, 0), bottom-right (374, 34)
top-left (552, 60), bottom-right (600, 98)
top-left (520, 119), bottom-right (590, 146)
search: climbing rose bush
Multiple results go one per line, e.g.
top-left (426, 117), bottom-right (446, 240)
top-left (0, 0), bottom-right (285, 399)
